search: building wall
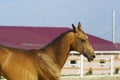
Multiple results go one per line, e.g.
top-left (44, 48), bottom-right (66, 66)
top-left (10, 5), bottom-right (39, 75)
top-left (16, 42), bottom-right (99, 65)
top-left (61, 54), bottom-right (120, 75)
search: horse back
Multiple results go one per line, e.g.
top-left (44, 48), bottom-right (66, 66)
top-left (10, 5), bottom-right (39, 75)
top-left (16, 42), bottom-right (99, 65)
top-left (0, 45), bottom-right (32, 66)
top-left (0, 45), bottom-right (38, 80)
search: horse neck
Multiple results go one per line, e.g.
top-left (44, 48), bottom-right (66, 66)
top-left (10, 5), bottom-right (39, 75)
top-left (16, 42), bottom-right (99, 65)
top-left (42, 32), bottom-right (74, 69)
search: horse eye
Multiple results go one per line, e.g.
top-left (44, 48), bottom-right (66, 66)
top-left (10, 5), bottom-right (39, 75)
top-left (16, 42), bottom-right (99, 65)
top-left (80, 39), bottom-right (85, 42)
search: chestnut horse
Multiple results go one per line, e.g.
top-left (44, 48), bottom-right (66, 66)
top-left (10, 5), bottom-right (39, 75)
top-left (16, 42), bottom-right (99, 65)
top-left (0, 22), bottom-right (95, 80)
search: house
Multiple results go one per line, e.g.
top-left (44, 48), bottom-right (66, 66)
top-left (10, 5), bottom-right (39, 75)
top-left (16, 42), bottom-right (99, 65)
top-left (0, 26), bottom-right (120, 76)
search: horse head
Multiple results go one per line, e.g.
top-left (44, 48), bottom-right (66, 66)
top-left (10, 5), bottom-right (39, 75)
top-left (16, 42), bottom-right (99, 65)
top-left (71, 22), bottom-right (95, 62)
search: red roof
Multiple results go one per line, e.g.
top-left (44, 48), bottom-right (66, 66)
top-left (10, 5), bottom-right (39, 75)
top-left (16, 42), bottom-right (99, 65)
top-left (88, 34), bottom-right (120, 51)
top-left (0, 26), bottom-right (120, 51)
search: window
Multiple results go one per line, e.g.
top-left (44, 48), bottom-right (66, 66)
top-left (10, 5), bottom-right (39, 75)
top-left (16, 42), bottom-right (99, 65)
top-left (70, 60), bottom-right (76, 64)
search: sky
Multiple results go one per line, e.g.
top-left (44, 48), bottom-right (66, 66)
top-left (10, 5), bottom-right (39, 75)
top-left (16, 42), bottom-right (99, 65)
top-left (0, 0), bottom-right (120, 43)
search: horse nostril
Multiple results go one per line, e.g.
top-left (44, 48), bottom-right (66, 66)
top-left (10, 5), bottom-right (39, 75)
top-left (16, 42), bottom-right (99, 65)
top-left (93, 55), bottom-right (96, 58)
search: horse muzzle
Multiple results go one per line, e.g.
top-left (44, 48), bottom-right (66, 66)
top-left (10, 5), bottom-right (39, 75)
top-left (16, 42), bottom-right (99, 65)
top-left (83, 53), bottom-right (96, 62)
top-left (88, 54), bottom-right (96, 62)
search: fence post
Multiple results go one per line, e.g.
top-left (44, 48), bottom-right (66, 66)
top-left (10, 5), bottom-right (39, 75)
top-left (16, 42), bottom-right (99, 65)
top-left (110, 54), bottom-right (114, 75)
top-left (80, 55), bottom-right (84, 78)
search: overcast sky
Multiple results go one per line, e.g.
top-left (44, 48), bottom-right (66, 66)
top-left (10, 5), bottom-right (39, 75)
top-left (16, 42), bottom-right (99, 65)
top-left (0, 0), bottom-right (120, 43)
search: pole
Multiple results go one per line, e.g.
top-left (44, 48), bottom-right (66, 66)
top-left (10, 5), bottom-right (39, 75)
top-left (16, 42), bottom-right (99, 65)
top-left (110, 10), bottom-right (115, 76)
top-left (112, 10), bottom-right (115, 43)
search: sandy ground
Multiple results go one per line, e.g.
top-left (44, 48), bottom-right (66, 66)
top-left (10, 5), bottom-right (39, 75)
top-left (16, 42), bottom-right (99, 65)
top-left (1, 75), bottom-right (120, 80)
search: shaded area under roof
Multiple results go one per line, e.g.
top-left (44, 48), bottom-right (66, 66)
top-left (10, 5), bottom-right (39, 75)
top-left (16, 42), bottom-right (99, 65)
top-left (0, 26), bottom-right (120, 51)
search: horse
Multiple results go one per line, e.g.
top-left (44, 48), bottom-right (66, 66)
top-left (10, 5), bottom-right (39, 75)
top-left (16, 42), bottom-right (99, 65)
top-left (0, 22), bottom-right (95, 80)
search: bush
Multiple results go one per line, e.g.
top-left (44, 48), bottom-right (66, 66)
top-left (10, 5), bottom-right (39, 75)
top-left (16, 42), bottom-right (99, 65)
top-left (85, 68), bottom-right (93, 75)
top-left (114, 68), bottom-right (119, 74)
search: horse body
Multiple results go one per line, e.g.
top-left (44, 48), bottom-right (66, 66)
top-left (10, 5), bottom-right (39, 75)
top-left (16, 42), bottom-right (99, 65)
top-left (0, 45), bottom-right (61, 80)
top-left (0, 22), bottom-right (95, 80)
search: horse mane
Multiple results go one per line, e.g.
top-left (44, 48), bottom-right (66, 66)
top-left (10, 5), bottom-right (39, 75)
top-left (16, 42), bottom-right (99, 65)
top-left (41, 29), bottom-right (73, 50)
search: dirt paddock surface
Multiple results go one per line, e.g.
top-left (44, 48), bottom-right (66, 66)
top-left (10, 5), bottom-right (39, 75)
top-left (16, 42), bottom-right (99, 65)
top-left (61, 75), bottom-right (120, 80)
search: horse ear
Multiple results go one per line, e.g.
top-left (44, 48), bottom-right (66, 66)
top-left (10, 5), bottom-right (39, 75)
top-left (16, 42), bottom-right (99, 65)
top-left (78, 22), bottom-right (82, 30)
top-left (72, 24), bottom-right (77, 33)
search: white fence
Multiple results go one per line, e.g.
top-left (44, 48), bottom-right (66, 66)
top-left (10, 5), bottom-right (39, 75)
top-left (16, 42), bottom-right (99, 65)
top-left (61, 51), bottom-right (120, 78)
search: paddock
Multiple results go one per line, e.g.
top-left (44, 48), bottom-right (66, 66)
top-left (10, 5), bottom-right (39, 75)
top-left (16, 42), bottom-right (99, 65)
top-left (62, 51), bottom-right (120, 77)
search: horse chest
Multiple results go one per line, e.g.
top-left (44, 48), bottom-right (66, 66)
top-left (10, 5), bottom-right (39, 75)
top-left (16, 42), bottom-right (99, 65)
top-left (36, 55), bottom-right (61, 80)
